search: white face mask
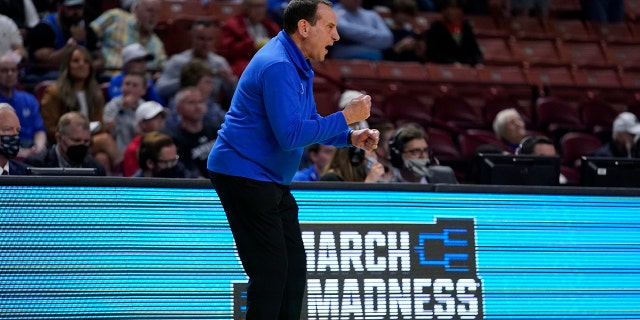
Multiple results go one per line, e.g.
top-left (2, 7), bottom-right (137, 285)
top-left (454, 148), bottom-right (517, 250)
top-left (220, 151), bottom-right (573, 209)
top-left (403, 158), bottom-right (430, 177)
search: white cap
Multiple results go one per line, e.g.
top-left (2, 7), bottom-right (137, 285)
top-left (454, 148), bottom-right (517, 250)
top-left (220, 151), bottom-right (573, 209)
top-left (122, 43), bottom-right (153, 65)
top-left (613, 112), bottom-right (640, 135)
top-left (338, 90), bottom-right (369, 130)
top-left (135, 101), bottom-right (167, 123)
top-left (338, 90), bottom-right (363, 110)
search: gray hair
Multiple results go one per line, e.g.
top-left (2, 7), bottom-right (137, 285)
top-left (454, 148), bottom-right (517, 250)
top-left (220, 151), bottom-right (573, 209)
top-left (492, 108), bottom-right (520, 138)
top-left (0, 102), bottom-right (16, 114)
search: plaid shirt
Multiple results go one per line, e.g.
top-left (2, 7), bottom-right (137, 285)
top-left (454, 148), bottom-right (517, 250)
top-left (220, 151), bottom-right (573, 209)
top-left (90, 8), bottom-right (167, 73)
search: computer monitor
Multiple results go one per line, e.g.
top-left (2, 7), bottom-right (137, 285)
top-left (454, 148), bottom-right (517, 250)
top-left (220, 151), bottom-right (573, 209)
top-left (476, 153), bottom-right (560, 186)
top-left (580, 157), bottom-right (640, 188)
top-left (26, 167), bottom-right (98, 176)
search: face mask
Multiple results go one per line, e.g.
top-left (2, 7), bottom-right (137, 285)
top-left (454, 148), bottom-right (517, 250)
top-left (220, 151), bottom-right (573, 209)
top-left (403, 157), bottom-right (431, 177)
top-left (154, 165), bottom-right (181, 178)
top-left (66, 144), bottom-right (88, 164)
top-left (0, 134), bottom-right (20, 159)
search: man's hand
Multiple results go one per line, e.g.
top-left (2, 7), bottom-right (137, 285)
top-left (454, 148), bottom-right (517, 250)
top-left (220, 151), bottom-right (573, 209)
top-left (351, 128), bottom-right (379, 152)
top-left (341, 94), bottom-right (371, 125)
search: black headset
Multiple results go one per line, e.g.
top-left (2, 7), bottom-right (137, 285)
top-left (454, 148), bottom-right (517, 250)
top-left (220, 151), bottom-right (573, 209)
top-left (349, 147), bottom-right (365, 166)
top-left (516, 136), bottom-right (552, 155)
top-left (388, 124), bottom-right (437, 168)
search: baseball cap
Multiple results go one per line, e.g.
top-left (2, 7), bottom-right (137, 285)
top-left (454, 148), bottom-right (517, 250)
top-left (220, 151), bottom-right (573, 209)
top-left (612, 112), bottom-right (640, 135)
top-left (135, 101), bottom-right (167, 123)
top-left (122, 43), bottom-right (154, 65)
top-left (63, 0), bottom-right (85, 6)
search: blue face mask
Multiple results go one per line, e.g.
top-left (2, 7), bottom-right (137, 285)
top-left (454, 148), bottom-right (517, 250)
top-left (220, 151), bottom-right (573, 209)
top-left (0, 134), bottom-right (20, 159)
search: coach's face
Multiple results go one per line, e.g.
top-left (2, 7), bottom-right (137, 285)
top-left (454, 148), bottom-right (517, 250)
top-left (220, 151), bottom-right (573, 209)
top-left (302, 3), bottom-right (340, 62)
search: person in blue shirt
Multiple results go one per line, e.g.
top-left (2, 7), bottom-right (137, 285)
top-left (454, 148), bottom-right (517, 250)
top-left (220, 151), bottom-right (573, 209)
top-left (207, 0), bottom-right (378, 318)
top-left (0, 53), bottom-right (47, 160)
top-left (107, 43), bottom-right (164, 105)
top-left (292, 143), bottom-right (336, 181)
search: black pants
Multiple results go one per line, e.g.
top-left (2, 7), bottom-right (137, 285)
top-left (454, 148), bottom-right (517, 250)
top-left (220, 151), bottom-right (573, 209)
top-left (210, 172), bottom-right (307, 320)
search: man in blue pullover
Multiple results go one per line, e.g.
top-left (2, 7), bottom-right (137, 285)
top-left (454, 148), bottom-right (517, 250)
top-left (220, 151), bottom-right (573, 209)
top-left (207, 0), bottom-right (378, 318)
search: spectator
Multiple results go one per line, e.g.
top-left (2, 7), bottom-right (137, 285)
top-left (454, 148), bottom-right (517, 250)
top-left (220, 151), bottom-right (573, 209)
top-left (339, 89), bottom-right (369, 130)
top-left (122, 100), bottom-right (167, 177)
top-left (132, 131), bottom-right (196, 178)
top-left (218, 0), bottom-right (280, 77)
top-left (0, 52), bottom-right (47, 160)
top-left (24, 111), bottom-right (107, 175)
top-left (106, 42), bottom-right (164, 104)
top-left (90, 0), bottom-right (166, 76)
top-left (580, 0), bottom-right (624, 23)
top-left (0, 14), bottom-right (28, 60)
top-left (103, 71), bottom-right (146, 152)
top-left (594, 112), bottom-right (640, 158)
top-left (156, 19), bottom-right (237, 105)
top-left (319, 146), bottom-right (386, 182)
top-left (39, 46), bottom-right (121, 174)
top-left (492, 107), bottom-right (526, 152)
top-left (0, 0), bottom-right (40, 36)
top-left (369, 121), bottom-right (396, 182)
top-left (0, 103), bottom-right (29, 175)
top-left (162, 87), bottom-right (218, 178)
top-left (388, 122), bottom-right (458, 183)
top-left (516, 135), bottom-right (567, 184)
top-left (383, 0), bottom-right (426, 62)
top-left (292, 143), bottom-right (336, 181)
top-left (166, 59), bottom-right (227, 130)
top-left (26, 0), bottom-right (103, 81)
top-left (331, 0), bottom-right (394, 60)
top-left (425, 0), bottom-right (483, 66)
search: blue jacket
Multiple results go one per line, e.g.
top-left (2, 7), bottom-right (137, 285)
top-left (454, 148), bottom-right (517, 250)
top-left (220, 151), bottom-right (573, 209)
top-left (208, 31), bottom-right (350, 185)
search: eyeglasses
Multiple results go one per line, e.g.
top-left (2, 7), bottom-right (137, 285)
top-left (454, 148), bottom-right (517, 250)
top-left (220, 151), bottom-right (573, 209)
top-left (403, 148), bottom-right (430, 157)
top-left (156, 155), bottom-right (179, 167)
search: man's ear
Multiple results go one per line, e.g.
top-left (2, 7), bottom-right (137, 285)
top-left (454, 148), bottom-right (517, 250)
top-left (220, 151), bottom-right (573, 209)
top-left (298, 19), bottom-right (309, 36)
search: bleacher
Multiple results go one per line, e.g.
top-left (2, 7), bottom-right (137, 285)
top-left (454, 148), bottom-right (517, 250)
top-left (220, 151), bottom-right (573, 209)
top-left (303, 1), bottom-right (640, 184)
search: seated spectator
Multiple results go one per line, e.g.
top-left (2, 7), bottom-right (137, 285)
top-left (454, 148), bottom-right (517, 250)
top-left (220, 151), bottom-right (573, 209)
top-left (369, 121), bottom-right (396, 182)
top-left (131, 131), bottom-right (196, 178)
top-left (383, 0), bottom-right (426, 62)
top-left (218, 0), bottom-right (280, 77)
top-left (103, 71), bottom-right (147, 153)
top-left (165, 59), bottom-right (227, 130)
top-left (0, 0), bottom-right (40, 36)
top-left (388, 122), bottom-right (458, 183)
top-left (425, 0), bottom-right (483, 66)
top-left (162, 87), bottom-right (218, 178)
top-left (106, 43), bottom-right (164, 104)
top-left (40, 46), bottom-right (121, 174)
top-left (580, 0), bottom-right (624, 23)
top-left (90, 0), bottom-right (166, 76)
top-left (0, 52), bottom-right (47, 160)
top-left (319, 146), bottom-right (386, 183)
top-left (331, 0), bottom-right (394, 60)
top-left (156, 19), bottom-right (237, 105)
top-left (0, 14), bottom-right (28, 60)
top-left (122, 101), bottom-right (167, 177)
top-left (25, 0), bottom-right (103, 82)
top-left (492, 108), bottom-right (527, 153)
top-left (292, 143), bottom-right (336, 182)
top-left (339, 90), bottom-right (370, 130)
top-left (594, 112), bottom-right (640, 158)
top-left (24, 111), bottom-right (106, 175)
top-left (515, 135), bottom-right (567, 184)
top-left (0, 103), bottom-right (29, 175)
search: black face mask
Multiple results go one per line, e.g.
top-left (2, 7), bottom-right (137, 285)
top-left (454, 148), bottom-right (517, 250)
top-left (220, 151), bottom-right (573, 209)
top-left (0, 134), bottom-right (20, 159)
top-left (154, 165), bottom-right (181, 178)
top-left (66, 144), bottom-right (88, 164)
